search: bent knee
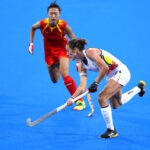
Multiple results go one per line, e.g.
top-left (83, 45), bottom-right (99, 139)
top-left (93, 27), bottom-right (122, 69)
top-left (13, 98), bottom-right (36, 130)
top-left (111, 105), bottom-right (119, 109)
top-left (98, 94), bottom-right (108, 105)
top-left (51, 78), bottom-right (59, 83)
top-left (50, 74), bottom-right (60, 83)
top-left (111, 104), bottom-right (122, 109)
top-left (52, 80), bottom-right (58, 83)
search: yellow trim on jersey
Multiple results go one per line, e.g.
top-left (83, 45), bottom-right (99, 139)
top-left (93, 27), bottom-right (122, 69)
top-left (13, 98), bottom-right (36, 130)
top-left (42, 19), bottom-right (62, 37)
top-left (42, 23), bottom-right (49, 34)
top-left (49, 26), bottom-right (56, 31)
top-left (56, 24), bottom-right (62, 38)
top-left (117, 72), bottom-right (121, 83)
top-left (103, 56), bottom-right (113, 65)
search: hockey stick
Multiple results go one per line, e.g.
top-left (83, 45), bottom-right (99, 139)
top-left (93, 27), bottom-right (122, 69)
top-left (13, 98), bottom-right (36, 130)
top-left (26, 90), bottom-right (89, 127)
top-left (87, 94), bottom-right (94, 117)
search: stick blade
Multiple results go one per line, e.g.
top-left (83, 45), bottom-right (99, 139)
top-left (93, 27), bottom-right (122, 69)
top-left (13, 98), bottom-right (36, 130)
top-left (88, 110), bottom-right (94, 117)
top-left (26, 118), bottom-right (33, 127)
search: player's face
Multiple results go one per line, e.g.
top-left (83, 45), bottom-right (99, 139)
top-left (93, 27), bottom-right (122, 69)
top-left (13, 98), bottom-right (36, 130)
top-left (66, 45), bottom-right (78, 60)
top-left (48, 8), bottom-right (60, 26)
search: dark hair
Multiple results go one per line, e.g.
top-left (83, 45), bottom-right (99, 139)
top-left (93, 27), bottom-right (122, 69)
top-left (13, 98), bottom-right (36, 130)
top-left (67, 39), bottom-right (88, 51)
top-left (47, 2), bottom-right (61, 13)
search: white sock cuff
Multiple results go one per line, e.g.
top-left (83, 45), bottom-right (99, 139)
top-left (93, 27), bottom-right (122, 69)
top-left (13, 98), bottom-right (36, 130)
top-left (101, 105), bottom-right (111, 112)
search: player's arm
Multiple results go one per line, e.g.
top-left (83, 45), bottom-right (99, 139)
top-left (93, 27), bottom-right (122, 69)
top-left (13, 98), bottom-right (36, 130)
top-left (29, 21), bottom-right (41, 54)
top-left (71, 61), bottom-right (87, 97)
top-left (67, 61), bottom-right (87, 106)
top-left (87, 48), bottom-right (109, 92)
top-left (30, 21), bottom-right (41, 43)
top-left (87, 48), bottom-right (109, 84)
top-left (64, 24), bottom-right (76, 40)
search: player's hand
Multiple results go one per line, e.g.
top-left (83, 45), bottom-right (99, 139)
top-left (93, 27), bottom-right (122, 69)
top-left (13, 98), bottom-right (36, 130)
top-left (88, 82), bottom-right (98, 93)
top-left (28, 43), bottom-right (34, 54)
top-left (67, 98), bottom-right (74, 106)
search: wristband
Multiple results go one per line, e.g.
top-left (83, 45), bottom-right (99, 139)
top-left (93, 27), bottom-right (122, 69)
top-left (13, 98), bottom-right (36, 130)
top-left (79, 73), bottom-right (87, 76)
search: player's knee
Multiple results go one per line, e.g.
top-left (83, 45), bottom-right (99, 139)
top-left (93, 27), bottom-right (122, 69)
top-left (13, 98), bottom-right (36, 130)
top-left (51, 77), bottom-right (59, 83)
top-left (98, 94), bottom-right (107, 105)
top-left (111, 103), bottom-right (122, 109)
top-left (111, 105), bottom-right (119, 109)
top-left (51, 79), bottom-right (58, 83)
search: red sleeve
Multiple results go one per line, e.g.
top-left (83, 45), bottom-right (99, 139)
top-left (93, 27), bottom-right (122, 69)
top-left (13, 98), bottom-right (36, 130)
top-left (40, 19), bottom-right (45, 30)
top-left (63, 20), bottom-right (67, 28)
top-left (40, 18), bottom-right (49, 30)
top-left (59, 19), bottom-right (67, 29)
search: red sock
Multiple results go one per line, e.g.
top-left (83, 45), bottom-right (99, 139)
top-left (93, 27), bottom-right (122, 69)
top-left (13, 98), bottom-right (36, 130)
top-left (63, 75), bottom-right (83, 101)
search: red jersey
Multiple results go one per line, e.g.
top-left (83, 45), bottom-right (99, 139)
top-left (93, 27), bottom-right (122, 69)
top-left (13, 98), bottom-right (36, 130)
top-left (40, 18), bottom-right (69, 66)
top-left (40, 18), bottom-right (68, 51)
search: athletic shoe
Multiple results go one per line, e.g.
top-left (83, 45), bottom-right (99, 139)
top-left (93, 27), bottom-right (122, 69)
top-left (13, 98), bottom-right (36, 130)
top-left (137, 80), bottom-right (146, 97)
top-left (73, 100), bottom-right (86, 111)
top-left (99, 128), bottom-right (118, 139)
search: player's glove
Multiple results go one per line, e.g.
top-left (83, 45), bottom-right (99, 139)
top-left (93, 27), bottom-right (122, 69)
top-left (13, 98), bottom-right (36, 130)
top-left (28, 43), bottom-right (34, 54)
top-left (88, 82), bottom-right (98, 93)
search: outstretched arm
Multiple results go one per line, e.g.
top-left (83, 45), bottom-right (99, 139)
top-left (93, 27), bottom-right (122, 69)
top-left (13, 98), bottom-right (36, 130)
top-left (30, 21), bottom-right (41, 43)
top-left (86, 48), bottom-right (109, 93)
top-left (29, 21), bottom-right (41, 54)
top-left (67, 61), bottom-right (87, 106)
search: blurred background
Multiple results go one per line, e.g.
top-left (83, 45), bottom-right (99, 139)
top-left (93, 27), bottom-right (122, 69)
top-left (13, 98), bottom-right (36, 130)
top-left (0, 0), bottom-right (150, 149)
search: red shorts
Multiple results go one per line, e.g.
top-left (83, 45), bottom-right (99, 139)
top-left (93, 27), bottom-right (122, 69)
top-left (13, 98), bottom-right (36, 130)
top-left (45, 49), bottom-right (69, 66)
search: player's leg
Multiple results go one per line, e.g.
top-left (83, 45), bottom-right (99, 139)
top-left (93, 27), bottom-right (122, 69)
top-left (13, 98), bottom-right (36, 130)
top-left (110, 64), bottom-right (145, 105)
top-left (109, 89), bottom-right (122, 109)
top-left (59, 57), bottom-right (86, 110)
top-left (98, 79), bottom-right (122, 139)
top-left (110, 80), bottom-right (146, 108)
top-left (45, 49), bottom-right (61, 83)
top-left (120, 81), bottom-right (146, 105)
top-left (47, 64), bottom-right (60, 83)
top-left (103, 80), bottom-right (146, 139)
